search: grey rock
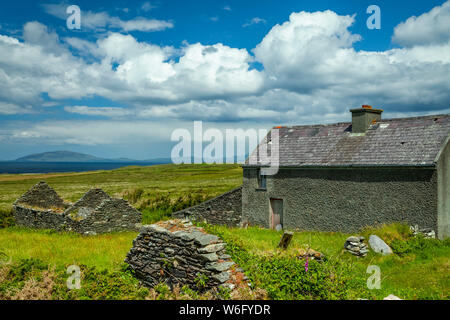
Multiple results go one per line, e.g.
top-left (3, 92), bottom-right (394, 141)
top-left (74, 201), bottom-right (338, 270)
top-left (212, 271), bottom-right (230, 283)
top-left (197, 252), bottom-right (218, 262)
top-left (369, 235), bottom-right (393, 255)
top-left (198, 243), bottom-right (226, 253)
top-left (193, 233), bottom-right (220, 246)
top-left (346, 236), bottom-right (360, 243)
top-left (206, 261), bottom-right (235, 272)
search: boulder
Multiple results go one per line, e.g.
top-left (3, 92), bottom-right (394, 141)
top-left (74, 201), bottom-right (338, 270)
top-left (369, 235), bottom-right (392, 255)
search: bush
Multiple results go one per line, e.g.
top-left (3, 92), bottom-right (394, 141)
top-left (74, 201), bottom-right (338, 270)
top-left (0, 208), bottom-right (15, 228)
top-left (52, 263), bottom-right (149, 300)
top-left (205, 224), bottom-right (365, 300)
top-left (137, 191), bottom-right (216, 224)
top-left (1, 260), bottom-right (149, 300)
top-left (391, 235), bottom-right (449, 256)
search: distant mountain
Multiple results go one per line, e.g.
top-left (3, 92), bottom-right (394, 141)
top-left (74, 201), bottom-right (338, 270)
top-left (15, 151), bottom-right (112, 162)
top-left (13, 151), bottom-right (244, 164)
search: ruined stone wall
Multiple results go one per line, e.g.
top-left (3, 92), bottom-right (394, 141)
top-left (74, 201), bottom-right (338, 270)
top-left (13, 181), bottom-right (67, 210)
top-left (13, 183), bottom-right (141, 235)
top-left (66, 198), bottom-right (142, 235)
top-left (12, 206), bottom-right (67, 230)
top-left (125, 219), bottom-right (237, 291)
top-left (172, 187), bottom-right (242, 227)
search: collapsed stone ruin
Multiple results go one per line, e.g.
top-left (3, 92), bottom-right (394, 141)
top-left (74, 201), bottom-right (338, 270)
top-left (125, 219), bottom-right (247, 292)
top-left (13, 181), bottom-right (141, 235)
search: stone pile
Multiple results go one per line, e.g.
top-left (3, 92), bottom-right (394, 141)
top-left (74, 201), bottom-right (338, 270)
top-left (410, 225), bottom-right (436, 239)
top-left (344, 236), bottom-right (368, 257)
top-left (297, 248), bottom-right (325, 262)
top-left (125, 219), bottom-right (246, 291)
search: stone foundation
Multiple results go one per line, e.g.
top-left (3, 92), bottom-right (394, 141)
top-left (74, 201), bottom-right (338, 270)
top-left (125, 219), bottom-right (239, 291)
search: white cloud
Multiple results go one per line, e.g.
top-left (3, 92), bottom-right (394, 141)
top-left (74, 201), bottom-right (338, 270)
top-left (252, 10), bottom-right (450, 115)
top-left (243, 17), bottom-right (266, 27)
top-left (1, 5), bottom-right (450, 130)
top-left (0, 102), bottom-right (33, 115)
top-left (0, 23), bottom-right (264, 115)
top-left (392, 0), bottom-right (450, 47)
top-left (64, 106), bottom-right (133, 117)
top-left (141, 2), bottom-right (157, 12)
top-left (42, 3), bottom-right (173, 32)
top-left (223, 6), bottom-right (231, 11)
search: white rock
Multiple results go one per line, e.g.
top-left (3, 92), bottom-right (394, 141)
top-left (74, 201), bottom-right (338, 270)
top-left (369, 235), bottom-right (393, 255)
top-left (383, 294), bottom-right (402, 300)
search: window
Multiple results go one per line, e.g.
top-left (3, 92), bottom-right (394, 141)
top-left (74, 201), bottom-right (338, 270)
top-left (257, 169), bottom-right (267, 189)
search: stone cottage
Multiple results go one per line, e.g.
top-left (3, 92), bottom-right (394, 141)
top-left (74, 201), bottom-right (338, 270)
top-left (242, 107), bottom-right (450, 239)
top-left (13, 182), bottom-right (142, 235)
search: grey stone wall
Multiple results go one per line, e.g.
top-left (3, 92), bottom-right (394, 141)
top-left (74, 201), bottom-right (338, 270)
top-left (172, 187), bottom-right (242, 226)
top-left (13, 206), bottom-right (67, 230)
top-left (14, 181), bottom-right (67, 210)
top-left (125, 219), bottom-right (236, 291)
top-left (242, 167), bottom-right (439, 235)
top-left (437, 137), bottom-right (450, 239)
top-left (13, 182), bottom-right (141, 235)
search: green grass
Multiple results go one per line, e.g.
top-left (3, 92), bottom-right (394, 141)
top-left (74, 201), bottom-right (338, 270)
top-left (0, 163), bottom-right (242, 224)
top-left (0, 227), bottom-right (137, 270)
top-left (203, 223), bottom-right (450, 300)
top-left (0, 164), bottom-right (448, 300)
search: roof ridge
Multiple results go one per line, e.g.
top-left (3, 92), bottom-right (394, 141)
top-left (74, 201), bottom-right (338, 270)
top-left (282, 113), bottom-right (449, 129)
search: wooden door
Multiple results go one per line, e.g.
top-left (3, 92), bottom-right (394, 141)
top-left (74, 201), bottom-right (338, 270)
top-left (270, 198), bottom-right (283, 230)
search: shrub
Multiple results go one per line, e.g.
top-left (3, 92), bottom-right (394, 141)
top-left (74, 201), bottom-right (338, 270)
top-left (0, 208), bottom-right (15, 228)
top-left (391, 235), bottom-right (449, 256)
top-left (205, 224), bottom-right (365, 300)
top-left (1, 260), bottom-right (149, 300)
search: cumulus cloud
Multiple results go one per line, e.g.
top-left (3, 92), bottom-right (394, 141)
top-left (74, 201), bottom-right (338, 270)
top-left (392, 0), bottom-right (450, 47)
top-left (252, 10), bottom-right (450, 115)
top-left (1, 4), bottom-right (450, 137)
top-left (42, 3), bottom-right (173, 32)
top-left (0, 22), bottom-right (264, 116)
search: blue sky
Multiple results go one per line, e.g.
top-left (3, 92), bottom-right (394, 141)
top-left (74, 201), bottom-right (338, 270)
top-left (0, 0), bottom-right (449, 160)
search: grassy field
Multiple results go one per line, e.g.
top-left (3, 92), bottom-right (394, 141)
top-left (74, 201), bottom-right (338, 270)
top-left (0, 163), bottom-right (242, 224)
top-left (0, 164), bottom-right (449, 300)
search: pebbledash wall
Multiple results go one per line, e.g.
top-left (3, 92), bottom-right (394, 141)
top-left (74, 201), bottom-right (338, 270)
top-left (242, 167), bottom-right (444, 237)
top-left (13, 182), bottom-right (141, 235)
top-left (172, 187), bottom-right (242, 227)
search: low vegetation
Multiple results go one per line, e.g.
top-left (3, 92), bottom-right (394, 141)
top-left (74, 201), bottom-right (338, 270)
top-left (203, 223), bottom-right (450, 300)
top-left (0, 164), bottom-right (448, 300)
top-left (0, 163), bottom-right (242, 224)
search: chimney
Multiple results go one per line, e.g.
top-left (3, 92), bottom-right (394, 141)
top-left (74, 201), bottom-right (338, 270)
top-left (350, 105), bottom-right (383, 133)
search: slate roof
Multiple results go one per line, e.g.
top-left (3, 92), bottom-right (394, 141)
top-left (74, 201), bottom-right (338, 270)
top-left (245, 114), bottom-right (450, 167)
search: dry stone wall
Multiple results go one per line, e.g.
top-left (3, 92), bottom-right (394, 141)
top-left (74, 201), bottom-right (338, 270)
top-left (172, 186), bottom-right (242, 227)
top-left (125, 219), bottom-right (240, 291)
top-left (13, 182), bottom-right (141, 235)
